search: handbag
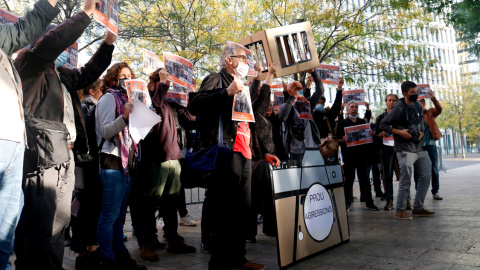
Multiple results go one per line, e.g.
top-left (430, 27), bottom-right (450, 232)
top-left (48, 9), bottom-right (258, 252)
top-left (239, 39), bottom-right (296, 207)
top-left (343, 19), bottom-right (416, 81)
top-left (24, 109), bottom-right (71, 170)
top-left (319, 117), bottom-right (339, 159)
top-left (180, 115), bottom-right (233, 188)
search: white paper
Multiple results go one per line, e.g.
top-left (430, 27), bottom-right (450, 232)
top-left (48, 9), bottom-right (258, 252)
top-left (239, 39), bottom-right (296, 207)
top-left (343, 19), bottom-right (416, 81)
top-left (129, 100), bottom-right (162, 144)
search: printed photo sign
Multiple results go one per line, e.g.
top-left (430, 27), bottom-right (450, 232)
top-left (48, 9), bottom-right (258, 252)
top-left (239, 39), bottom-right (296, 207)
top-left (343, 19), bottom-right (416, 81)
top-left (94, 0), bottom-right (119, 36)
top-left (270, 78), bottom-right (284, 89)
top-left (232, 86), bottom-right (255, 122)
top-left (227, 41), bottom-right (257, 77)
top-left (142, 49), bottom-right (164, 74)
top-left (383, 130), bottom-right (394, 147)
top-left (163, 52), bottom-right (194, 90)
top-left (343, 89), bottom-right (366, 106)
top-left (64, 42), bottom-right (78, 69)
top-left (294, 96), bottom-right (313, 120)
top-left (273, 91), bottom-right (284, 111)
top-left (344, 123), bottom-right (373, 147)
top-left (166, 92), bottom-right (187, 107)
top-left (125, 79), bottom-right (152, 108)
top-left (315, 64), bottom-right (340, 85)
top-left (417, 84), bottom-right (431, 100)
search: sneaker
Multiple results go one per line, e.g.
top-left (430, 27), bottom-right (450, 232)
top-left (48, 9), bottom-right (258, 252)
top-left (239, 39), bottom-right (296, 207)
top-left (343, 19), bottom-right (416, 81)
top-left (167, 241), bottom-right (196, 254)
top-left (406, 201), bottom-right (413, 210)
top-left (346, 205), bottom-right (350, 212)
top-left (236, 261), bottom-right (265, 270)
top-left (395, 211), bottom-right (412, 220)
top-left (200, 242), bottom-right (212, 254)
top-left (140, 244), bottom-right (159, 262)
top-left (384, 201), bottom-right (393, 210)
top-left (433, 194), bottom-right (443, 200)
top-left (366, 203), bottom-right (380, 211)
top-left (412, 208), bottom-right (436, 217)
top-left (156, 218), bottom-right (164, 230)
top-left (179, 214), bottom-right (197, 226)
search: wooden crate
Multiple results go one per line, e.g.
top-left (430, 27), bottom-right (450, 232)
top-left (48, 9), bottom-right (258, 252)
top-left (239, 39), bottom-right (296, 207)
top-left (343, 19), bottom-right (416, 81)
top-left (239, 22), bottom-right (320, 80)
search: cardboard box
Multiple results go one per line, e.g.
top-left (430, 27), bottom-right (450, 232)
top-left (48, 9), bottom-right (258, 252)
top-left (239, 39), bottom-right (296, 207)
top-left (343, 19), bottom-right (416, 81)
top-left (239, 22), bottom-right (320, 80)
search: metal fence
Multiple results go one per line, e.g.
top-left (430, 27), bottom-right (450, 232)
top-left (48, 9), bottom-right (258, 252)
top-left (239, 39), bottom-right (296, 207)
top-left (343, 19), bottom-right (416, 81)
top-left (185, 187), bottom-right (206, 205)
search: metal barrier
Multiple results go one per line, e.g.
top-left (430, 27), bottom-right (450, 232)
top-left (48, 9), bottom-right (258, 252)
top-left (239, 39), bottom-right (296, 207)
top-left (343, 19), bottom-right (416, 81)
top-left (438, 146), bottom-right (447, 173)
top-left (185, 187), bottom-right (206, 205)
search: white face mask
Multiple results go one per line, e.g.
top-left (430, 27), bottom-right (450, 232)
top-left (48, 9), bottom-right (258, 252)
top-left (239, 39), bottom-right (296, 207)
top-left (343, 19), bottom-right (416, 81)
top-left (349, 114), bottom-right (359, 119)
top-left (233, 62), bottom-right (249, 78)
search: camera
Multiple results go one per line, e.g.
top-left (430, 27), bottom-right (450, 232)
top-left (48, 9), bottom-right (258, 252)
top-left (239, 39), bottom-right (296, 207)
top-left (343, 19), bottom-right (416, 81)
top-left (291, 124), bottom-right (305, 141)
top-left (407, 129), bottom-right (420, 144)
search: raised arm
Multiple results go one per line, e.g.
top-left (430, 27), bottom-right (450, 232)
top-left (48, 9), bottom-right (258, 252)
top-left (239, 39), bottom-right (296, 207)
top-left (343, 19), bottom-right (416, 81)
top-left (0, 0), bottom-right (59, 55)
top-left (306, 69), bottom-right (325, 112)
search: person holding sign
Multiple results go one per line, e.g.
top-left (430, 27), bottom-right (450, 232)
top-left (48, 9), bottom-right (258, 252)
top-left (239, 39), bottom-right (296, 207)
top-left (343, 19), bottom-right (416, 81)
top-left (415, 90), bottom-right (443, 200)
top-left (0, 1), bottom-right (60, 269)
top-left (278, 68), bottom-right (324, 166)
top-left (312, 77), bottom-right (344, 139)
top-left (375, 94), bottom-right (399, 210)
top-left (336, 101), bottom-right (379, 211)
top-left (380, 81), bottom-right (435, 220)
top-left (188, 43), bottom-right (264, 270)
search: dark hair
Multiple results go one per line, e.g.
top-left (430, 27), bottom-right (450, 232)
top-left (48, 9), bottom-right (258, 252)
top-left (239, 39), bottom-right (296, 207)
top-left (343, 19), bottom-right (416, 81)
top-left (319, 96), bottom-right (326, 103)
top-left (385, 93), bottom-right (399, 102)
top-left (147, 67), bottom-right (165, 93)
top-left (401, 81), bottom-right (417, 94)
top-left (83, 79), bottom-right (103, 96)
top-left (103, 62), bottom-right (136, 89)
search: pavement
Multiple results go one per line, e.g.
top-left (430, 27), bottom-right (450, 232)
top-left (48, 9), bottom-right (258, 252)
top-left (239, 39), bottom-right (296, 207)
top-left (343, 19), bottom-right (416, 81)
top-left (10, 155), bottom-right (480, 269)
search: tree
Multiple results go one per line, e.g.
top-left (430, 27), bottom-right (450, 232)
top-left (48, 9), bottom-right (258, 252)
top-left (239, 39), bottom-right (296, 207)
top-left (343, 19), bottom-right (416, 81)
top-left (419, 0), bottom-right (480, 56)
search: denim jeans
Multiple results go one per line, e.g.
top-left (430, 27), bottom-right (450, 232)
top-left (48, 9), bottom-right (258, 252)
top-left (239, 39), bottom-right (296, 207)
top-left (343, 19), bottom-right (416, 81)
top-left (97, 169), bottom-right (131, 262)
top-left (413, 145), bottom-right (439, 195)
top-left (0, 139), bottom-right (24, 270)
top-left (396, 151), bottom-right (431, 212)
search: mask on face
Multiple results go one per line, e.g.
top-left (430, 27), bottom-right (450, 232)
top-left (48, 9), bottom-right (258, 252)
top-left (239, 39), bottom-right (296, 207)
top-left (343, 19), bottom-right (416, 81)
top-left (408, 94), bottom-right (418, 102)
top-left (349, 114), bottom-right (359, 119)
top-left (54, 51), bottom-right (69, 68)
top-left (117, 78), bottom-right (127, 91)
top-left (315, 104), bottom-right (324, 112)
top-left (233, 62), bottom-right (249, 78)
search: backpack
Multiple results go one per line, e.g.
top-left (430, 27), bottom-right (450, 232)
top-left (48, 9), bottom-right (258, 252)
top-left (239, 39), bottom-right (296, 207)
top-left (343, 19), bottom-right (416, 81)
top-left (172, 108), bottom-right (188, 150)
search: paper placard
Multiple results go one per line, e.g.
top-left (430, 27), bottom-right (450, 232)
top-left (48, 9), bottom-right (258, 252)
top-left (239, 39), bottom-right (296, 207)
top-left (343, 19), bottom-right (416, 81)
top-left (227, 41), bottom-right (257, 77)
top-left (417, 84), bottom-right (431, 100)
top-left (344, 123), bottom-right (373, 147)
top-left (166, 92), bottom-right (187, 107)
top-left (270, 78), bottom-right (284, 89)
top-left (232, 86), bottom-right (255, 122)
top-left (294, 96), bottom-right (313, 120)
top-left (173, 84), bottom-right (190, 94)
top-left (64, 42), bottom-right (78, 69)
top-left (125, 79), bottom-right (152, 108)
top-left (0, 7), bottom-right (19, 23)
top-left (94, 0), bottom-right (119, 36)
top-left (343, 89), bottom-right (366, 106)
top-left (129, 100), bottom-right (162, 144)
top-left (315, 64), bottom-right (340, 85)
top-left (163, 52), bottom-right (194, 90)
top-left (142, 49), bottom-right (164, 74)
top-left (273, 91), bottom-right (284, 111)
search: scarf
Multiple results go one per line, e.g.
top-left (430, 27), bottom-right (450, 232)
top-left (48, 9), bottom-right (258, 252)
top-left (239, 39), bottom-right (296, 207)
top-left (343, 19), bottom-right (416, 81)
top-left (105, 88), bottom-right (136, 174)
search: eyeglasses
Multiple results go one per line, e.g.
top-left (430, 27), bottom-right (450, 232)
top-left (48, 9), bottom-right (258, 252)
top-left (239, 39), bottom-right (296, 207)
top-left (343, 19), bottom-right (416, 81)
top-left (230, 55), bottom-right (248, 62)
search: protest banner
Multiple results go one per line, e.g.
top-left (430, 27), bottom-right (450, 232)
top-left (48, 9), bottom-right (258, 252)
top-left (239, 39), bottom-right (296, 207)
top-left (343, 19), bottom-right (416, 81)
top-left (315, 64), bottom-right (340, 85)
top-left (163, 52), bottom-right (194, 91)
top-left (226, 41), bottom-right (257, 77)
top-left (343, 89), bottom-right (366, 106)
top-left (0, 7), bottom-right (19, 23)
top-left (143, 49), bottom-right (164, 74)
top-left (294, 96), bottom-right (313, 120)
top-left (344, 123), bottom-right (373, 147)
top-left (94, 0), bottom-right (119, 36)
top-left (166, 92), bottom-right (187, 107)
top-left (64, 42), bottom-right (78, 69)
top-left (270, 78), bottom-right (284, 89)
top-left (173, 84), bottom-right (190, 94)
top-left (417, 84), bottom-right (431, 100)
top-left (273, 91), bottom-right (284, 111)
top-left (239, 22), bottom-right (320, 80)
top-left (125, 79), bottom-right (152, 108)
top-left (232, 86), bottom-right (255, 122)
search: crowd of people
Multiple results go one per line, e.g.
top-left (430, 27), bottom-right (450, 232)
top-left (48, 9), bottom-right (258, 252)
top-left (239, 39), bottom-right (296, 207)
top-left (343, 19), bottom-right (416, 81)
top-left (0, 1), bottom-right (444, 270)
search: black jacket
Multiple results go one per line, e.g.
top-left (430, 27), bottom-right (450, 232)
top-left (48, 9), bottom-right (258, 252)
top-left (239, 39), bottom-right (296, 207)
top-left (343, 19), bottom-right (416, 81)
top-left (188, 69), bottom-right (251, 150)
top-left (313, 90), bottom-right (343, 139)
top-left (15, 12), bottom-right (114, 159)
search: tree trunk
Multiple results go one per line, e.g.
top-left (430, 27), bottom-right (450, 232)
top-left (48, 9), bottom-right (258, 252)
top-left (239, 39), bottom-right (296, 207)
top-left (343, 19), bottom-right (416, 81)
top-left (459, 121), bottom-right (466, 159)
top-left (452, 127), bottom-right (457, 158)
top-left (477, 134), bottom-right (480, 153)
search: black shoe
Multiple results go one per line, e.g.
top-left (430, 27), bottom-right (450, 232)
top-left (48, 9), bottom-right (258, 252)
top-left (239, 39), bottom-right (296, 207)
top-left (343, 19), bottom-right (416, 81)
top-left (153, 237), bottom-right (166, 250)
top-left (433, 194), bottom-right (443, 200)
top-left (366, 203), bottom-right (380, 211)
top-left (114, 251), bottom-right (147, 270)
top-left (375, 191), bottom-right (385, 198)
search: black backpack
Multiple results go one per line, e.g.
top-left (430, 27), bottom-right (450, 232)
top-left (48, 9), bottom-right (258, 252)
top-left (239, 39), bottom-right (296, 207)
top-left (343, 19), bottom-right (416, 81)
top-left (84, 105), bottom-right (105, 160)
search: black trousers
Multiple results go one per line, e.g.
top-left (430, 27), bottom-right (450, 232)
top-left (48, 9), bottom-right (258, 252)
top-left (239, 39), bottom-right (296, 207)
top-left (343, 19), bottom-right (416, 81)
top-left (209, 152), bottom-right (251, 269)
top-left (381, 146), bottom-right (395, 203)
top-left (343, 158), bottom-right (373, 208)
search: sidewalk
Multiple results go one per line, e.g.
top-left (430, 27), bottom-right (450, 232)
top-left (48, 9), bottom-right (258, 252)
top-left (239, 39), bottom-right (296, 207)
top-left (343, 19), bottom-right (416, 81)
top-left (11, 162), bottom-right (480, 269)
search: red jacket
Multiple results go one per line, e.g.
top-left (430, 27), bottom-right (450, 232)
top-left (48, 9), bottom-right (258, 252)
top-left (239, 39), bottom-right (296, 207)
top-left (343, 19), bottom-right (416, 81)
top-left (423, 97), bottom-right (443, 140)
